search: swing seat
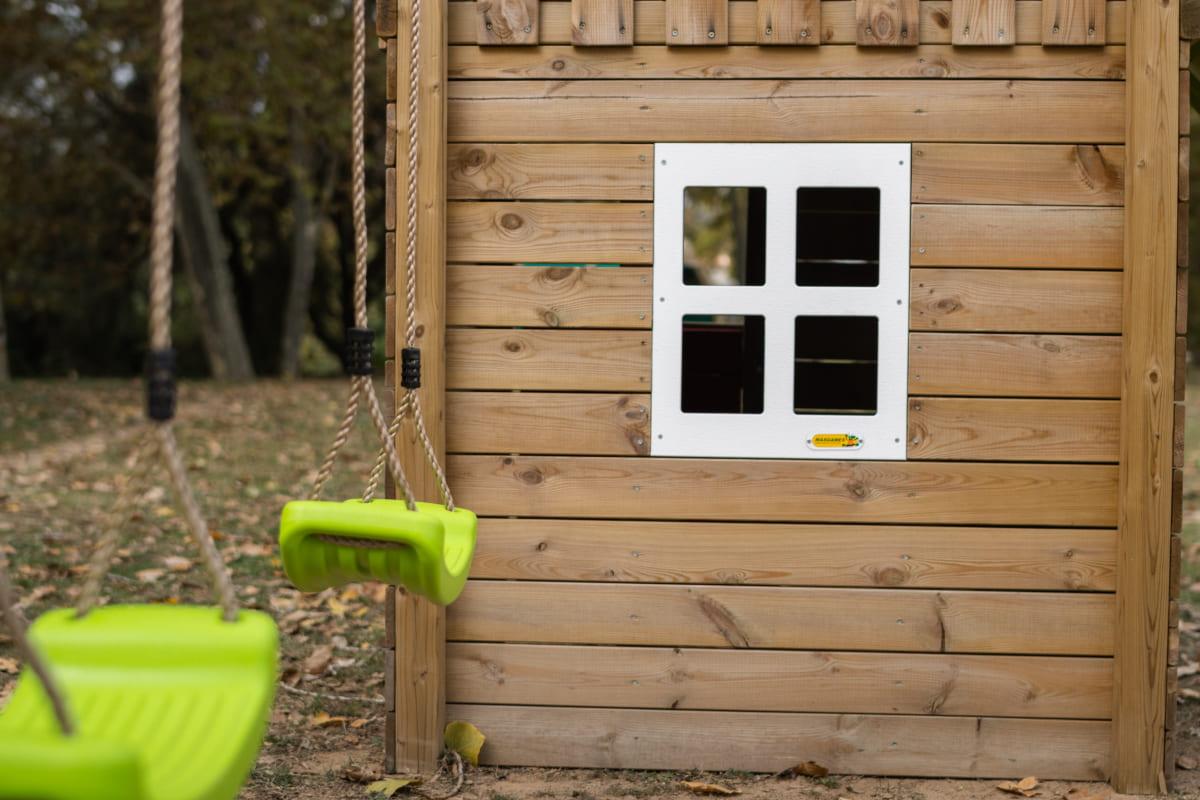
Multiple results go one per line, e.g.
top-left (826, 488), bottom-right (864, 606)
top-left (278, 499), bottom-right (476, 604)
top-left (0, 605), bottom-right (277, 800)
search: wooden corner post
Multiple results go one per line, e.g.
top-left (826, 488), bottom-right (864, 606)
top-left (391, 0), bottom-right (449, 775)
top-left (1113, 0), bottom-right (1181, 793)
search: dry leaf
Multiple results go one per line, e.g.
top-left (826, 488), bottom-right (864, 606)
top-left (365, 777), bottom-right (421, 797)
top-left (1178, 755), bottom-right (1198, 770)
top-left (350, 718), bottom-right (370, 729)
top-left (0, 657), bottom-right (19, 674)
top-left (304, 644), bottom-right (334, 675)
top-left (309, 711), bottom-right (351, 728)
top-left (135, 568), bottom-right (165, 584)
top-left (444, 720), bottom-right (486, 767)
top-left (680, 781), bottom-right (740, 796)
top-left (163, 556), bottom-right (192, 572)
top-left (996, 776), bottom-right (1039, 797)
top-left (1179, 688), bottom-right (1200, 701)
top-left (340, 764), bottom-right (382, 784)
top-left (1065, 787), bottom-right (1109, 800)
top-left (777, 761), bottom-right (829, 779)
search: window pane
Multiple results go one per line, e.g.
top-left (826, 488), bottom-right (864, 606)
top-left (683, 187), bottom-right (767, 286)
top-left (794, 316), bottom-right (878, 415)
top-left (796, 187), bottom-right (880, 287)
top-left (681, 314), bottom-right (765, 414)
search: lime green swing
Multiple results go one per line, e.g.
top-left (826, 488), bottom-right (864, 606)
top-left (277, 0), bottom-right (475, 605)
top-left (0, 2), bottom-right (276, 794)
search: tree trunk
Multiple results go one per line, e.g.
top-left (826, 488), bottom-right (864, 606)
top-left (280, 119), bottom-right (337, 379)
top-left (0, 277), bottom-right (9, 382)
top-left (176, 111), bottom-right (255, 380)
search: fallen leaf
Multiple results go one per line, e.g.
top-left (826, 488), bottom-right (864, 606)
top-left (777, 761), bottom-right (829, 779)
top-left (163, 556), bottom-right (192, 572)
top-left (152, 505), bottom-right (175, 518)
top-left (0, 657), bottom-right (19, 674)
top-left (304, 644), bottom-right (334, 675)
top-left (135, 568), bottom-right (165, 584)
top-left (350, 718), bottom-right (370, 729)
top-left (680, 781), bottom-right (740, 796)
top-left (309, 711), bottom-right (351, 728)
top-left (365, 777), bottom-right (420, 797)
top-left (1065, 787), bottom-right (1109, 800)
top-left (444, 720), bottom-right (486, 767)
top-left (1178, 755), bottom-right (1198, 770)
top-left (996, 776), bottom-right (1039, 797)
top-left (340, 764), bottom-right (382, 784)
top-left (1179, 688), bottom-right (1200, 701)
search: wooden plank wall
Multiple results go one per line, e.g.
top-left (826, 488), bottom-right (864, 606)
top-left (433, 0), bottom-right (1130, 780)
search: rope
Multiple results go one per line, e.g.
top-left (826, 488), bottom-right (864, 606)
top-left (0, 550), bottom-right (75, 736)
top-left (78, 0), bottom-right (240, 622)
top-left (310, 0), bottom-right (454, 512)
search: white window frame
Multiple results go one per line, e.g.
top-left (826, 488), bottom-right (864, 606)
top-left (651, 143), bottom-right (911, 460)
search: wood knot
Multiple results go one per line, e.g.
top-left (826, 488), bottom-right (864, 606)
top-left (543, 267), bottom-right (573, 283)
top-left (551, 59), bottom-right (566, 71)
top-left (1038, 339), bottom-right (1062, 354)
top-left (845, 480), bottom-right (868, 499)
top-left (499, 212), bottom-right (524, 231)
top-left (501, 457), bottom-right (514, 466)
top-left (918, 57), bottom-right (950, 78)
top-left (535, 541), bottom-right (549, 552)
top-left (503, 339), bottom-right (524, 353)
top-left (873, 566), bottom-right (908, 587)
top-left (462, 148), bottom-right (489, 172)
top-left (934, 297), bottom-right (962, 313)
top-left (540, 308), bottom-right (562, 327)
top-left (519, 468), bottom-right (545, 485)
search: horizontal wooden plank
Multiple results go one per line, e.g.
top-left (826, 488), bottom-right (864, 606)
top-left (449, 705), bottom-right (1110, 778)
top-left (911, 205), bottom-right (1124, 268)
top-left (447, 0), bottom-right (1128, 45)
top-left (447, 392), bottom-right (651, 455)
top-left (912, 144), bottom-right (1125, 206)
top-left (447, 330), bottom-right (650, 391)
top-left (468, 517), bottom-right (1116, 590)
top-left (909, 333), bottom-right (1121, 398)
top-left (447, 202), bottom-right (652, 264)
top-left (907, 397), bottom-right (1120, 462)
top-left (448, 44), bottom-right (1125, 80)
top-left (449, 581), bottom-right (1114, 654)
top-left (446, 265), bottom-right (651, 328)
top-left (448, 456), bottom-right (1118, 525)
top-left (447, 144), bottom-right (653, 201)
top-left (448, 643), bottom-right (1112, 718)
top-left (449, 81), bottom-right (1125, 144)
top-left (909, 269), bottom-right (1122, 332)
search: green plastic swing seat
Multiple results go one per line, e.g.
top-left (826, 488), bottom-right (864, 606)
top-left (278, 499), bottom-right (476, 604)
top-left (0, 605), bottom-right (277, 800)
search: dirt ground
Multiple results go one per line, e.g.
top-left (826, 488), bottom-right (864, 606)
top-left (3, 378), bottom-right (1200, 800)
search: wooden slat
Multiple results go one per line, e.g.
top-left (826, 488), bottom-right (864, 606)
top-left (446, 202), bottom-right (652, 263)
top-left (953, 0), bottom-right (1016, 43)
top-left (448, 80), bottom-right (1125, 144)
top-left (757, 0), bottom-right (820, 43)
top-left (910, 333), bottom-right (1121, 398)
top-left (447, 44), bottom-right (1126, 79)
top-left (911, 205), bottom-right (1124, 268)
top-left (449, 581), bottom-right (1114, 654)
top-left (467, 517), bottom-right (1116, 589)
top-left (572, 0), bottom-right (635, 43)
top-left (378, 0), bottom-right (398, 36)
top-left (447, 329), bottom-right (650, 390)
top-left (1042, 0), bottom-right (1104, 44)
top-left (450, 705), bottom-right (1110, 778)
top-left (1182, 137), bottom-right (1190, 202)
top-left (907, 397), bottom-right (1119, 462)
top-left (857, 0), bottom-right (919, 44)
top-left (476, 0), bottom-right (539, 43)
top-left (393, 0), bottom-right (448, 772)
top-left (447, 0), bottom-right (1129, 44)
top-left (447, 265), bottom-right (651, 328)
top-left (448, 392), bottom-right (651, 454)
top-left (912, 144), bottom-right (1125, 205)
top-left (447, 144), bottom-right (652, 201)
top-left (448, 455), bottom-right (1118, 526)
top-left (1112, 0), bottom-right (1180, 790)
top-left (448, 643), bottom-right (1112, 718)
top-left (909, 269), bottom-right (1122, 332)
top-left (666, 0), bottom-right (728, 43)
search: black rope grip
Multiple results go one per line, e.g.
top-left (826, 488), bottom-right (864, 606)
top-left (146, 348), bottom-right (177, 422)
top-left (401, 347), bottom-right (421, 390)
top-left (344, 327), bottom-right (374, 376)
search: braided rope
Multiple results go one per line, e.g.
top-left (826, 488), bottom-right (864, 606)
top-left (0, 550), bottom-right (75, 736)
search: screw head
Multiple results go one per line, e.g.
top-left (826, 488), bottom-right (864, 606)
top-left (865, 25), bottom-right (872, 34)
top-left (1087, 26), bottom-right (1095, 36)
top-left (707, 29), bottom-right (716, 38)
top-left (799, 28), bottom-right (809, 37)
top-left (1052, 24), bottom-right (1060, 33)
top-left (485, 21), bottom-right (493, 29)
top-left (578, 19), bottom-right (585, 27)
top-left (523, 24), bottom-right (531, 32)
top-left (671, 28), bottom-right (678, 36)
top-left (765, 25), bottom-right (773, 34)
top-left (918, 247), bottom-right (926, 254)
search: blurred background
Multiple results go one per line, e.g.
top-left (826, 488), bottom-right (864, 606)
top-left (0, 0), bottom-right (386, 381)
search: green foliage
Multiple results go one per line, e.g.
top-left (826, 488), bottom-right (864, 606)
top-left (0, 0), bottom-right (387, 376)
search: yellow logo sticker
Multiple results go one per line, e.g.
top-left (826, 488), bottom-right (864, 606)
top-left (807, 434), bottom-right (863, 450)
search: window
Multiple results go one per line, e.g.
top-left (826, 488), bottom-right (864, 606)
top-left (651, 144), bottom-right (910, 460)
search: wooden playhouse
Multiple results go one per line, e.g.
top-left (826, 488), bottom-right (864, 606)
top-left (374, 0), bottom-right (1189, 791)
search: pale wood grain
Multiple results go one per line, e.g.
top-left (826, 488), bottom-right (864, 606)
top-left (447, 201), bottom-right (652, 263)
top-left (447, 329), bottom-right (650, 390)
top-left (666, 0), bottom-right (728, 43)
top-left (466, 517), bottom-right (1116, 590)
top-left (447, 455), bottom-right (1118, 525)
top-left (476, 0), bottom-right (539, 43)
top-left (572, 0), bottom-right (635, 44)
top-left (447, 392), bottom-right (651, 455)
top-left (857, 0), bottom-right (919, 44)
top-left (1042, 0), bottom-right (1104, 44)
top-left (911, 144), bottom-right (1125, 205)
top-left (446, 265), bottom-right (651, 327)
top-left (953, 0), bottom-right (1016, 43)
top-left (757, 0), bottom-right (820, 43)
top-left (447, 144), bottom-right (652, 200)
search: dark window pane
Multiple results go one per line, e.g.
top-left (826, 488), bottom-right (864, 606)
top-left (681, 314), bottom-right (765, 414)
top-left (796, 187), bottom-right (880, 287)
top-left (794, 316), bottom-right (878, 415)
top-left (683, 187), bottom-right (767, 287)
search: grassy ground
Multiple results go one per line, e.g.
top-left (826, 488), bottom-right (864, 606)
top-left (1, 378), bottom-right (1199, 799)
